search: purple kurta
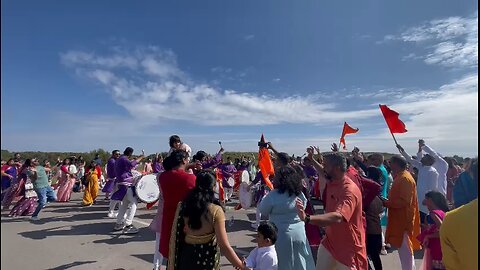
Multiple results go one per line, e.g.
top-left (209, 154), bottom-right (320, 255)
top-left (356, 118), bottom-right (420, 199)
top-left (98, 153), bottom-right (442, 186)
top-left (302, 165), bottom-right (318, 180)
top-left (153, 161), bottom-right (164, 173)
top-left (102, 157), bottom-right (117, 193)
top-left (221, 163), bottom-right (237, 188)
top-left (202, 153), bottom-right (222, 169)
top-left (111, 155), bottom-right (138, 201)
top-left (1, 166), bottom-right (17, 190)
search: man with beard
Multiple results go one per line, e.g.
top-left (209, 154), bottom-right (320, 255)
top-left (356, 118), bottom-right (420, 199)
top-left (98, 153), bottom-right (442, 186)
top-left (296, 150), bottom-right (367, 270)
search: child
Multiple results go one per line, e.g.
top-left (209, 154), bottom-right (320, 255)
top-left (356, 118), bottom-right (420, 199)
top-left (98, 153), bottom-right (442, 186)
top-left (417, 191), bottom-right (450, 270)
top-left (244, 221), bottom-right (278, 270)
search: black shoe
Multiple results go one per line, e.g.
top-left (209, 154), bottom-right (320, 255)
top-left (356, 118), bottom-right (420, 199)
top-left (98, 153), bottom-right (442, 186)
top-left (123, 224), bottom-right (139, 234)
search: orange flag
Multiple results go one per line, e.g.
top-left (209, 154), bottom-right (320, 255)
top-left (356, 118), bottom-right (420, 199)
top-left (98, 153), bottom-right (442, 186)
top-left (339, 122), bottom-right (359, 150)
top-left (215, 168), bottom-right (225, 203)
top-left (258, 134), bottom-right (274, 190)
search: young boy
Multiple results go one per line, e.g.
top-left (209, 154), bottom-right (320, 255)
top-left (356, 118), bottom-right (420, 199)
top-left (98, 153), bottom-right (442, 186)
top-left (244, 221), bottom-right (278, 270)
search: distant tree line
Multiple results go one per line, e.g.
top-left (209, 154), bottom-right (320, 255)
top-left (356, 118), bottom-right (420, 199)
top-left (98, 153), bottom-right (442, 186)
top-left (1, 149), bottom-right (470, 167)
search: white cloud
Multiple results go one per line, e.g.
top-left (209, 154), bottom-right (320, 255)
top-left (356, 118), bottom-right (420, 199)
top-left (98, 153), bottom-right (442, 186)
top-left (273, 78), bottom-right (281, 82)
top-left (383, 12), bottom-right (478, 68)
top-left (61, 46), bottom-right (379, 126)
top-left (58, 46), bottom-right (478, 157)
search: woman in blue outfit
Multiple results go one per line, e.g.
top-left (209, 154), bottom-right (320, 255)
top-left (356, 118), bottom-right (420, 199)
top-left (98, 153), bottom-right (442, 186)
top-left (258, 164), bottom-right (316, 270)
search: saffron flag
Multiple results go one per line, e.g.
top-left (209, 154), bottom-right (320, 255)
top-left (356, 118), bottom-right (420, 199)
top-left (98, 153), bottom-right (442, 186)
top-left (339, 122), bottom-right (359, 150)
top-left (379, 104), bottom-right (408, 133)
top-left (258, 134), bottom-right (274, 190)
top-left (215, 168), bottom-right (225, 203)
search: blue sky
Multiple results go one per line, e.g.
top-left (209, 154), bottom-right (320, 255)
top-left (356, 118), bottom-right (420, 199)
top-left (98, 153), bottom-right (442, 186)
top-left (1, 1), bottom-right (478, 157)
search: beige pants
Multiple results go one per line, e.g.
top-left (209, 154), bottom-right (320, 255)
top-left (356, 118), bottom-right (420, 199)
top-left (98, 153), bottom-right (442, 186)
top-left (316, 244), bottom-right (351, 270)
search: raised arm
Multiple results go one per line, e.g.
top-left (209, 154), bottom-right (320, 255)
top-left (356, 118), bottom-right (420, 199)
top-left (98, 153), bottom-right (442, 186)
top-left (306, 147), bottom-right (325, 175)
top-left (422, 144), bottom-right (448, 170)
top-left (397, 144), bottom-right (422, 169)
top-left (213, 209), bottom-right (245, 269)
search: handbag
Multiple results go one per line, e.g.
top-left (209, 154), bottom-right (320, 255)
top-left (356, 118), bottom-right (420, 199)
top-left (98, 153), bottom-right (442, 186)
top-left (24, 181), bottom-right (37, 198)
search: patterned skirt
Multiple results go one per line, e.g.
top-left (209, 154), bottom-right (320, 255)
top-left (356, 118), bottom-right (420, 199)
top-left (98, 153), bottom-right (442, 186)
top-left (9, 196), bottom-right (37, 217)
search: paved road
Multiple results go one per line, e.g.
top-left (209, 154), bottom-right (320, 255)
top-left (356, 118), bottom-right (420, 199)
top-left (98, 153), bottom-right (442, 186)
top-left (1, 193), bottom-right (423, 269)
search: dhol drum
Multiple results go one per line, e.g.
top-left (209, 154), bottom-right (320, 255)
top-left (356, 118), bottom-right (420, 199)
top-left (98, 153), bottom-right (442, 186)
top-left (135, 174), bottom-right (160, 203)
top-left (239, 182), bottom-right (255, 209)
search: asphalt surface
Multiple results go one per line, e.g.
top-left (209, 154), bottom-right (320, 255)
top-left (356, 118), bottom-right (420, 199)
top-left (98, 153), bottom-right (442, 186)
top-left (1, 193), bottom-right (423, 270)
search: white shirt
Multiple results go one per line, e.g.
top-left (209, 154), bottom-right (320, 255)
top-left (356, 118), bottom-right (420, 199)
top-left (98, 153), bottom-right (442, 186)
top-left (68, 164), bottom-right (78, 174)
top-left (167, 143), bottom-right (192, 161)
top-left (245, 245), bottom-right (278, 270)
top-left (400, 149), bottom-right (439, 214)
top-left (419, 145), bottom-right (448, 196)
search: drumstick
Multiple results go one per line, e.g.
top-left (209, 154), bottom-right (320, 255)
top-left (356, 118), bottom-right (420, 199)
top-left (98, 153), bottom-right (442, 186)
top-left (219, 141), bottom-right (223, 148)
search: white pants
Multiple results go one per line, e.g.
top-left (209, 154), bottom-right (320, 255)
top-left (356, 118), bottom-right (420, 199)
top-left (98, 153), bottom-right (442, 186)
top-left (224, 187), bottom-right (233, 201)
top-left (153, 232), bottom-right (165, 270)
top-left (316, 245), bottom-right (351, 270)
top-left (398, 233), bottom-right (415, 270)
top-left (108, 200), bottom-right (121, 213)
top-left (116, 187), bottom-right (137, 226)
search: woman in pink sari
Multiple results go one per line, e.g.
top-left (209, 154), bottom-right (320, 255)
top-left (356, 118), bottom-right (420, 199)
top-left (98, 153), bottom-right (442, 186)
top-left (417, 191), bottom-right (450, 270)
top-left (56, 158), bottom-right (76, 202)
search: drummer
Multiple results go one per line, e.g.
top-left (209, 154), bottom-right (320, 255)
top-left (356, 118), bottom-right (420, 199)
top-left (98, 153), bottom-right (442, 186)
top-left (220, 157), bottom-right (237, 202)
top-left (192, 147), bottom-right (224, 171)
top-left (248, 170), bottom-right (273, 229)
top-left (111, 147), bottom-right (145, 234)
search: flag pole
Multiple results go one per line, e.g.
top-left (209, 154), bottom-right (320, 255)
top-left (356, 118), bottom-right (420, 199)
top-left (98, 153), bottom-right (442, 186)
top-left (390, 132), bottom-right (399, 146)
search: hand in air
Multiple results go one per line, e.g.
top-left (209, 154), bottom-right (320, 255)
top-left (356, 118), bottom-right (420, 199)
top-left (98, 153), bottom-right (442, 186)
top-left (306, 147), bottom-right (315, 160)
top-left (331, 143), bottom-right (339, 152)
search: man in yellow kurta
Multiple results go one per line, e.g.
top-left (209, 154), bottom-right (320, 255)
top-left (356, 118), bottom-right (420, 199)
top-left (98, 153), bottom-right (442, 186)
top-left (382, 155), bottom-right (421, 270)
top-left (440, 198), bottom-right (478, 270)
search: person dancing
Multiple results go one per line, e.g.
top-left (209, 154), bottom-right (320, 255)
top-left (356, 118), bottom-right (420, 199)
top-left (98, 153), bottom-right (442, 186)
top-left (111, 147), bottom-right (144, 234)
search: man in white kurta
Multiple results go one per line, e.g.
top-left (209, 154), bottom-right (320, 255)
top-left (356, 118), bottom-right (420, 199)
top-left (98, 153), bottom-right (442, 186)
top-left (417, 143), bottom-right (448, 196)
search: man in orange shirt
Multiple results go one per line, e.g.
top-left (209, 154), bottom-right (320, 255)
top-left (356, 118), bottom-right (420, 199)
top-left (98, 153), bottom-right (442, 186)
top-left (296, 152), bottom-right (367, 270)
top-left (381, 155), bottom-right (421, 270)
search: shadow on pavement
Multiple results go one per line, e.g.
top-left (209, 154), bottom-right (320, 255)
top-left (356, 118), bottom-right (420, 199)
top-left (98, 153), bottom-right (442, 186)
top-left (225, 219), bottom-right (256, 233)
top-left (48, 206), bottom-right (107, 214)
top-left (92, 226), bottom-right (155, 245)
top-left (131, 254), bottom-right (153, 264)
top-left (19, 222), bottom-right (114, 240)
top-left (134, 213), bottom-right (156, 220)
top-left (46, 260), bottom-right (96, 270)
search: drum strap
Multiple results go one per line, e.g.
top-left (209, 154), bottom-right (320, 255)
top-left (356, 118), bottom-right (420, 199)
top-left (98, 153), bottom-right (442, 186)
top-left (117, 177), bottom-right (135, 186)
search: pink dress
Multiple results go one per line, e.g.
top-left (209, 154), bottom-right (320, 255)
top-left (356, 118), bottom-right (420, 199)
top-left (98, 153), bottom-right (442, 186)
top-left (56, 165), bottom-right (75, 202)
top-left (417, 210), bottom-right (446, 270)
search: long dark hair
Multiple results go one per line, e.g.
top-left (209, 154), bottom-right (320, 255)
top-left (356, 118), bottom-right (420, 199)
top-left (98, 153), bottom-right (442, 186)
top-left (182, 171), bottom-right (221, 230)
top-left (425, 191), bottom-right (450, 213)
top-left (274, 165), bottom-right (303, 197)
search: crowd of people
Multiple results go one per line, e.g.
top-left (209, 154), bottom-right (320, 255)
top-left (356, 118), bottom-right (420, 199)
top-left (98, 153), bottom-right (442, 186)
top-left (0, 135), bottom-right (478, 270)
